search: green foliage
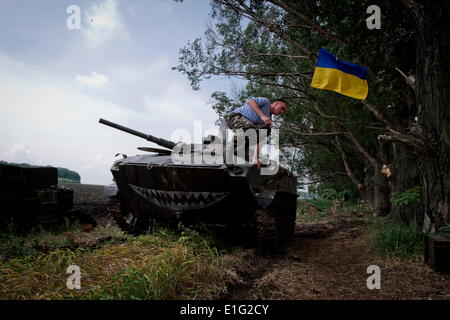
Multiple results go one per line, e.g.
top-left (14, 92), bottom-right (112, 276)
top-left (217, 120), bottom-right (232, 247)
top-left (174, 0), bottom-right (417, 205)
top-left (58, 178), bottom-right (79, 184)
top-left (319, 187), bottom-right (355, 202)
top-left (390, 186), bottom-right (421, 207)
top-left (320, 188), bottom-right (341, 200)
top-left (0, 232), bottom-right (38, 258)
top-left (368, 218), bottom-right (424, 258)
top-left (210, 91), bottom-right (243, 118)
top-left (57, 167), bottom-right (80, 183)
top-left (437, 224), bottom-right (450, 235)
top-left (102, 251), bottom-right (197, 300)
top-left (0, 226), bottom-right (233, 300)
top-left (297, 199), bottom-right (332, 222)
top-left (0, 224), bottom-right (70, 259)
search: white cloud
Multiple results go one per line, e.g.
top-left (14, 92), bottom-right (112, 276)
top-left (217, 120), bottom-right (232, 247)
top-left (0, 54), bottom-right (135, 184)
top-left (0, 143), bottom-right (44, 165)
top-left (82, 0), bottom-right (129, 45)
top-left (76, 72), bottom-right (109, 87)
top-left (0, 54), bottom-right (219, 185)
top-left (81, 153), bottom-right (115, 185)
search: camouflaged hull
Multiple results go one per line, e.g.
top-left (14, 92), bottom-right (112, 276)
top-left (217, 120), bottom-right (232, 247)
top-left (99, 118), bottom-right (297, 251)
top-left (107, 154), bottom-right (297, 250)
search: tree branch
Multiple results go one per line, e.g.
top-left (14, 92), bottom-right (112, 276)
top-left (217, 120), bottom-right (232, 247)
top-left (334, 135), bottom-right (363, 188)
top-left (220, 0), bottom-right (317, 62)
top-left (267, 0), bottom-right (345, 45)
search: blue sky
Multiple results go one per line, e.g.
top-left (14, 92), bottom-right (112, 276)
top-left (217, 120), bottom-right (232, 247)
top-left (0, 0), bottom-right (243, 184)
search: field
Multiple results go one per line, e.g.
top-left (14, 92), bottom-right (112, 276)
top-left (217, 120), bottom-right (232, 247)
top-left (0, 184), bottom-right (449, 300)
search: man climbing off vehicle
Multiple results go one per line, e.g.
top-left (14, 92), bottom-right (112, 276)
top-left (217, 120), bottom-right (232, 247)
top-left (227, 97), bottom-right (288, 168)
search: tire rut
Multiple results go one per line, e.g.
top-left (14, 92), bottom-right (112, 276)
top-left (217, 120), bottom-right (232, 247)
top-left (222, 218), bottom-right (365, 300)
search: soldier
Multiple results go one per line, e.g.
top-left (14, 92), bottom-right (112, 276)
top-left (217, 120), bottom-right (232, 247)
top-left (227, 97), bottom-right (288, 167)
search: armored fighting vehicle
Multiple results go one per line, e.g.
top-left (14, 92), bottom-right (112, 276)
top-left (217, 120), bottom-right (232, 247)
top-left (100, 118), bottom-right (297, 251)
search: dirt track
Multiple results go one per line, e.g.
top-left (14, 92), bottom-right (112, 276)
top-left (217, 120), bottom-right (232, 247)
top-left (65, 184), bottom-right (450, 300)
top-left (224, 218), bottom-right (450, 300)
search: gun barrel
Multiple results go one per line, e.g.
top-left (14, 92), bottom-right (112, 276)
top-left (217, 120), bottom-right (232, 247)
top-left (99, 118), bottom-right (176, 150)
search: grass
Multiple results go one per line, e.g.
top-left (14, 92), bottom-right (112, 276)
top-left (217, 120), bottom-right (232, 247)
top-left (367, 217), bottom-right (425, 259)
top-left (296, 198), bottom-right (425, 262)
top-left (296, 198), bottom-right (365, 223)
top-left (0, 224), bottom-right (130, 259)
top-left (1, 199), bottom-right (433, 300)
top-left (0, 225), bottom-right (241, 300)
top-left (296, 199), bottom-right (332, 222)
top-left (0, 225), bottom-right (70, 259)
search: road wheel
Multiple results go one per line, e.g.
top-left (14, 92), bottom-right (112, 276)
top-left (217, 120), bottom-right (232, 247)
top-left (255, 193), bottom-right (296, 254)
top-left (107, 195), bottom-right (149, 234)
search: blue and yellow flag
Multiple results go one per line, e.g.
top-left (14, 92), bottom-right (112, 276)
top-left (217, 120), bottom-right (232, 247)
top-left (310, 48), bottom-right (368, 100)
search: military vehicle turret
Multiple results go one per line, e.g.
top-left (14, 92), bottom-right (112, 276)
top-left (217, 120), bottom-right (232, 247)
top-left (99, 118), bottom-right (297, 251)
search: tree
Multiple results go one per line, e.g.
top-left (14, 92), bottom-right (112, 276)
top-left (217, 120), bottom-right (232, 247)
top-left (394, 0), bottom-right (450, 232)
top-left (174, 0), bottom-right (449, 231)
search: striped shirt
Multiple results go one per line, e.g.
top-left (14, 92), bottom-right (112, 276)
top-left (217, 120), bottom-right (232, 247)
top-left (230, 97), bottom-right (271, 125)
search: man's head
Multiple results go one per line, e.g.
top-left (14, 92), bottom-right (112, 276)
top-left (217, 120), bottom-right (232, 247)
top-left (270, 98), bottom-right (288, 115)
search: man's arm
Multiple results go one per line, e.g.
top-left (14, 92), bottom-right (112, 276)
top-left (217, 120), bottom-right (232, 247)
top-left (247, 100), bottom-right (272, 126)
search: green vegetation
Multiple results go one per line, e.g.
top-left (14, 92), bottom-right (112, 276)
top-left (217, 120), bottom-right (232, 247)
top-left (0, 224), bottom-right (127, 259)
top-left (319, 187), bottom-right (357, 202)
top-left (304, 198), bottom-right (334, 212)
top-left (297, 199), bottom-right (332, 222)
top-left (436, 224), bottom-right (450, 236)
top-left (0, 225), bottom-right (239, 300)
top-left (57, 167), bottom-right (81, 183)
top-left (174, 0), bottom-right (450, 232)
top-left (390, 186), bottom-right (422, 207)
top-left (58, 178), bottom-right (80, 184)
top-left (173, 0), bottom-right (413, 209)
top-left (367, 218), bottom-right (424, 259)
top-left (296, 197), bottom-right (364, 223)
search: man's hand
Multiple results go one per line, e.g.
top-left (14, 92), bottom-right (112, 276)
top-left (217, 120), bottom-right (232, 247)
top-left (247, 100), bottom-right (272, 126)
top-left (260, 114), bottom-right (272, 126)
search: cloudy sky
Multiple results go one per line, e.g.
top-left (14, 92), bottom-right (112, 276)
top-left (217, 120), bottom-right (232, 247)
top-left (0, 0), bottom-right (238, 185)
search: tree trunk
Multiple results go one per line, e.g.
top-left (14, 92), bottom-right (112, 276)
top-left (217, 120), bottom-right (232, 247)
top-left (388, 143), bottom-right (423, 225)
top-left (408, 0), bottom-right (450, 232)
top-left (373, 171), bottom-right (391, 216)
top-left (360, 168), bottom-right (390, 216)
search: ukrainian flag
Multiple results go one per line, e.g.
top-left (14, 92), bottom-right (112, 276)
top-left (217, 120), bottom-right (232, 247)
top-left (311, 48), bottom-right (368, 100)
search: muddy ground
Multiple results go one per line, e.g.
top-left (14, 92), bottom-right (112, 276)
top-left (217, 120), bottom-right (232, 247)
top-left (62, 183), bottom-right (450, 300)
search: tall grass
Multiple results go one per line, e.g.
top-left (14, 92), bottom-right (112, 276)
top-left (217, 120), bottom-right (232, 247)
top-left (296, 199), bottom-right (332, 222)
top-left (0, 226), bottom-right (236, 300)
top-left (368, 218), bottom-right (424, 259)
top-left (296, 198), bottom-right (365, 222)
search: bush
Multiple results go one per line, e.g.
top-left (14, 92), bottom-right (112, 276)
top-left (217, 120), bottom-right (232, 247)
top-left (320, 188), bottom-right (340, 200)
top-left (369, 218), bottom-right (424, 258)
top-left (390, 186), bottom-right (421, 207)
top-left (320, 187), bottom-right (356, 202)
